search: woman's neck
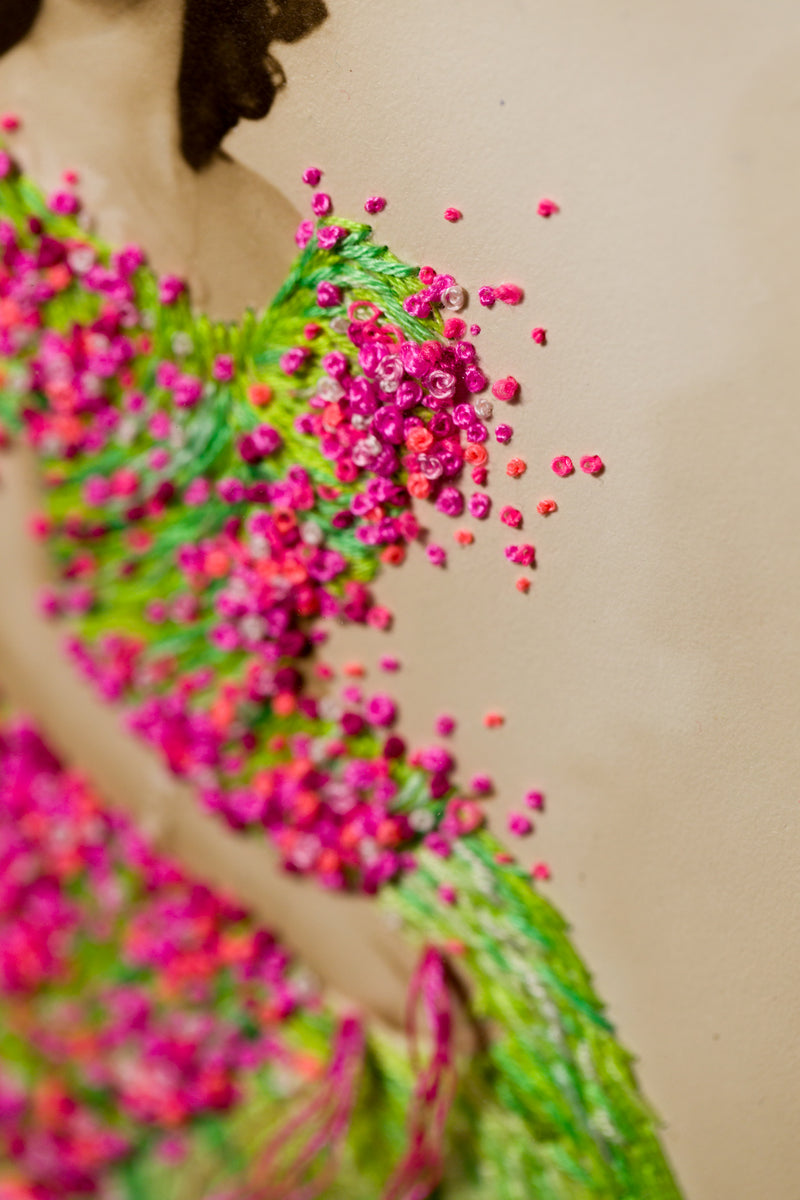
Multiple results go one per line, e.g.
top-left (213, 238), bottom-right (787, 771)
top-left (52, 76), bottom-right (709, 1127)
top-left (0, 0), bottom-right (194, 220)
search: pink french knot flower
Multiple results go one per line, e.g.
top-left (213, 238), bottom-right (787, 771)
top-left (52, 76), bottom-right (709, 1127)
top-left (364, 195), bottom-right (387, 214)
top-left (316, 281), bottom-right (343, 308)
top-left (444, 207), bottom-right (462, 222)
top-left (531, 327), bottom-right (547, 345)
top-left (302, 166), bottom-right (322, 186)
top-left (478, 286), bottom-right (496, 308)
top-left (580, 454), bottom-right (605, 475)
top-left (443, 317), bottom-right (466, 341)
top-left (491, 376), bottom-right (519, 402)
top-left (280, 346), bottom-right (310, 375)
top-left (316, 224), bottom-right (346, 250)
top-left (505, 543), bottom-right (536, 566)
top-left (551, 455), bottom-right (574, 477)
top-left (508, 812), bottom-right (533, 837)
top-left (495, 283), bottom-right (524, 306)
top-left (173, 374), bottom-right (203, 409)
top-left (532, 861), bottom-right (552, 881)
top-left (426, 544), bottom-right (447, 567)
top-left (295, 219), bottom-right (314, 248)
top-left (500, 506), bottom-right (522, 528)
top-left (311, 192), bottom-right (333, 216)
top-left (0, 112), bottom-right (20, 131)
top-left (537, 197), bottom-right (560, 217)
top-left (212, 354), bottom-right (235, 382)
top-left (0, 151), bottom-right (12, 179)
top-left (158, 274), bottom-right (186, 305)
top-left (48, 190), bottom-right (81, 216)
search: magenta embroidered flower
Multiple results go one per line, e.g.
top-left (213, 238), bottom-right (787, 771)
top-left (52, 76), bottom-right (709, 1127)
top-left (435, 487), bottom-right (465, 517)
top-left (495, 424), bottom-right (513, 444)
top-left (443, 207), bottom-right (462, 222)
top-left (365, 694), bottom-right (397, 727)
top-left (426, 544), bottom-right (447, 567)
top-left (500, 506), bottom-right (522, 528)
top-left (311, 192), bottom-right (332, 216)
top-left (495, 283), bottom-right (524, 306)
top-left (504, 544), bottom-right (536, 566)
top-left (295, 219), bottom-right (314, 248)
top-left (48, 190), bottom-right (80, 216)
top-left (537, 197), bottom-right (560, 217)
top-left (580, 454), bottom-right (604, 475)
top-left (478, 286), bottom-right (496, 308)
top-left (158, 274), bottom-right (186, 305)
top-left (280, 346), bottom-right (311, 375)
top-left (173, 374), bottom-right (203, 409)
top-left (316, 281), bottom-right (343, 307)
top-left (551, 455), bottom-right (574, 477)
top-left (316, 224), bottom-right (346, 250)
top-left (302, 166), bottom-right (322, 186)
top-left (364, 196), bottom-right (387, 214)
top-left (468, 492), bottom-right (491, 520)
top-left (508, 812), bottom-right (533, 837)
top-left (212, 354), bottom-right (235, 382)
top-left (491, 376), bottom-right (520, 402)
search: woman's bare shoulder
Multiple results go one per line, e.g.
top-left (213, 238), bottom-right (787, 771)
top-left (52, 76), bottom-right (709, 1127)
top-left (195, 154), bottom-right (302, 319)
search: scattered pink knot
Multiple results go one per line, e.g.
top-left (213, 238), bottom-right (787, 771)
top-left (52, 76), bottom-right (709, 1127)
top-left (506, 457), bottom-right (526, 478)
top-left (531, 327), bottom-right (547, 345)
top-left (436, 715), bottom-right (456, 737)
top-left (580, 454), bottom-right (605, 475)
top-left (495, 424), bottom-right (513, 445)
top-left (48, 190), bottom-right (81, 216)
top-left (0, 113), bottom-right (20, 131)
top-left (505, 544), bottom-right (536, 566)
top-left (551, 455), bottom-right (574, 477)
top-left (311, 192), bottom-right (332, 217)
top-left (316, 224), bottom-right (346, 250)
top-left (443, 317), bottom-right (466, 340)
top-left (500, 506), bottom-right (522, 528)
top-left (508, 812), bottom-right (533, 837)
top-left (158, 275), bottom-right (186, 305)
top-left (532, 862), bottom-right (552, 881)
top-left (469, 323), bottom-right (481, 336)
top-left (491, 376), bottom-right (520, 402)
top-left (438, 885), bottom-right (458, 905)
top-left (468, 492), bottom-right (491, 520)
top-left (525, 791), bottom-right (545, 810)
top-left (478, 286), bottom-right (496, 308)
top-left (364, 196), bottom-right (387, 214)
top-left (295, 219), bottom-right (314, 248)
top-left (444, 207), bottom-right (463, 222)
top-left (454, 528), bottom-right (474, 545)
top-left (536, 498), bottom-right (557, 515)
top-left (537, 198), bottom-right (560, 217)
top-left (516, 577), bottom-right (530, 593)
top-left (495, 283), bottom-right (524, 306)
top-left (470, 774), bottom-right (493, 795)
top-left (212, 355), bottom-right (234, 383)
top-left (483, 711), bottom-right (504, 729)
top-left (316, 281), bottom-right (342, 308)
top-left (302, 166), bottom-right (322, 186)
top-left (426, 544), bottom-right (447, 567)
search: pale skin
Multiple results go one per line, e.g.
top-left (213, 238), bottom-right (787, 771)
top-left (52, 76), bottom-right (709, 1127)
top-left (0, 0), bottom-right (421, 1031)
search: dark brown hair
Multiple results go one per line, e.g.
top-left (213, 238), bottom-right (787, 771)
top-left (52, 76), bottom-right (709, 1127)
top-left (0, 0), bottom-right (328, 169)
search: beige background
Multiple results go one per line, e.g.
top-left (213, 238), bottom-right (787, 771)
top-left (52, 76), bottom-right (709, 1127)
top-left (230, 3), bottom-right (800, 1197)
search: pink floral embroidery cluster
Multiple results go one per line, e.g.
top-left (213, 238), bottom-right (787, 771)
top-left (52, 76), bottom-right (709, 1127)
top-left (0, 719), bottom-right (319, 1198)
